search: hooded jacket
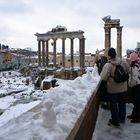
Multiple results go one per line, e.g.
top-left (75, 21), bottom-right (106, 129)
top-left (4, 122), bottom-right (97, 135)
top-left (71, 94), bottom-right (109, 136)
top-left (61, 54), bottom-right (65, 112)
top-left (100, 57), bottom-right (129, 94)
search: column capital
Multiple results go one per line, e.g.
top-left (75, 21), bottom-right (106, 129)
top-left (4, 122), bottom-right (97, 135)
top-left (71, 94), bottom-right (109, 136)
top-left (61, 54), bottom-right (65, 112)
top-left (52, 38), bottom-right (57, 41)
top-left (79, 37), bottom-right (86, 40)
top-left (62, 38), bottom-right (66, 41)
top-left (70, 37), bottom-right (74, 40)
top-left (117, 26), bottom-right (123, 32)
top-left (104, 27), bottom-right (111, 34)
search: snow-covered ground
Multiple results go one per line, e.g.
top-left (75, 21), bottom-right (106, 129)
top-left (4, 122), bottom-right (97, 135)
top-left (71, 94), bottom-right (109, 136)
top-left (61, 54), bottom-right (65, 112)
top-left (92, 103), bottom-right (140, 140)
top-left (0, 67), bottom-right (100, 140)
top-left (0, 67), bottom-right (140, 140)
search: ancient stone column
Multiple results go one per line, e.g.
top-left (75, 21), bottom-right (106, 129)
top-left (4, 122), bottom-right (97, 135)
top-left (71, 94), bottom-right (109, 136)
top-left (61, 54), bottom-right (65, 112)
top-left (117, 26), bottom-right (123, 58)
top-left (53, 39), bottom-right (57, 67)
top-left (42, 40), bottom-right (45, 66)
top-left (70, 38), bottom-right (74, 69)
top-left (81, 38), bottom-right (85, 69)
top-left (38, 40), bottom-right (41, 66)
top-left (79, 39), bottom-right (82, 68)
top-left (45, 40), bottom-right (49, 67)
top-left (79, 38), bottom-right (85, 70)
top-left (104, 27), bottom-right (111, 56)
top-left (62, 38), bottom-right (66, 68)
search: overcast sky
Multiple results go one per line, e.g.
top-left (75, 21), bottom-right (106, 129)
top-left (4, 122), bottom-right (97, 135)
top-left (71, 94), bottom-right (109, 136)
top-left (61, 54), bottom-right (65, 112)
top-left (0, 0), bottom-right (140, 55)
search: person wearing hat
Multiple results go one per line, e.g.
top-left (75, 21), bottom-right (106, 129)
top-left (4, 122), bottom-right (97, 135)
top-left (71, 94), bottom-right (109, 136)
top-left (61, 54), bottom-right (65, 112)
top-left (127, 52), bottom-right (140, 123)
top-left (100, 48), bottom-right (129, 127)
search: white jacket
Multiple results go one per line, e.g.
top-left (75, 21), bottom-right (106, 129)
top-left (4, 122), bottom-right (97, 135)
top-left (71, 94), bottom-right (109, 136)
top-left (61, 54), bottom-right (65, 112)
top-left (128, 62), bottom-right (140, 87)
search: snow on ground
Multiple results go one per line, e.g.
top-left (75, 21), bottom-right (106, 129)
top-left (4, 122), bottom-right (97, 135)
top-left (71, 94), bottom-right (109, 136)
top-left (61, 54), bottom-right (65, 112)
top-left (92, 103), bottom-right (140, 140)
top-left (0, 67), bottom-right (140, 140)
top-left (0, 67), bottom-right (100, 140)
top-left (0, 101), bottom-right (41, 127)
top-left (0, 71), bottom-right (28, 96)
top-left (0, 96), bottom-right (16, 110)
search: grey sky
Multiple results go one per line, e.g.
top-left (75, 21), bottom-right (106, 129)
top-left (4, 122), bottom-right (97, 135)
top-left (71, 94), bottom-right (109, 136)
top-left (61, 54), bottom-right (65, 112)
top-left (0, 0), bottom-right (140, 55)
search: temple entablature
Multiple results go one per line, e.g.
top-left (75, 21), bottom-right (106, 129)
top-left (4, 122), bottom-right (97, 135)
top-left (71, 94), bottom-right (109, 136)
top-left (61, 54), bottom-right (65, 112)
top-left (35, 30), bottom-right (84, 41)
top-left (102, 16), bottom-right (120, 28)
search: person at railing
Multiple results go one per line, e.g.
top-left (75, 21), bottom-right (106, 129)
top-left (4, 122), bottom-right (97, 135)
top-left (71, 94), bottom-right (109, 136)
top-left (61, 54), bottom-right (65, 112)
top-left (96, 55), bottom-right (109, 109)
top-left (127, 52), bottom-right (140, 123)
top-left (100, 48), bottom-right (129, 127)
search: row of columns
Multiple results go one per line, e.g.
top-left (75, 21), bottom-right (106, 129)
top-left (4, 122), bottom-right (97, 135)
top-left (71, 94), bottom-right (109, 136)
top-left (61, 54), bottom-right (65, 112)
top-left (104, 26), bottom-right (123, 57)
top-left (37, 38), bottom-right (85, 69)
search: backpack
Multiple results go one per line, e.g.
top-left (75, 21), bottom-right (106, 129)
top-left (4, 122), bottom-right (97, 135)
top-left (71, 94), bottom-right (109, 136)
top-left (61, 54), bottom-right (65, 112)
top-left (113, 64), bottom-right (129, 83)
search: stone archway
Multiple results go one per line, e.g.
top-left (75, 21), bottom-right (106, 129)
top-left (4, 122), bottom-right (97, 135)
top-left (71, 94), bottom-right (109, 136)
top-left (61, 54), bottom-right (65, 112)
top-left (102, 16), bottom-right (123, 57)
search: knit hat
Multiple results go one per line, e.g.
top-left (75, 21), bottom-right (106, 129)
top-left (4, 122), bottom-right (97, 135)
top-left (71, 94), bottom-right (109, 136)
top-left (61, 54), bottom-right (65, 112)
top-left (129, 52), bottom-right (139, 62)
top-left (108, 48), bottom-right (116, 58)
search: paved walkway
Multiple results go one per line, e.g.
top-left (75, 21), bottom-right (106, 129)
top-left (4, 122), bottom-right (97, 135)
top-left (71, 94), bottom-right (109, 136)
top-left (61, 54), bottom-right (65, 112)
top-left (92, 103), bottom-right (140, 140)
